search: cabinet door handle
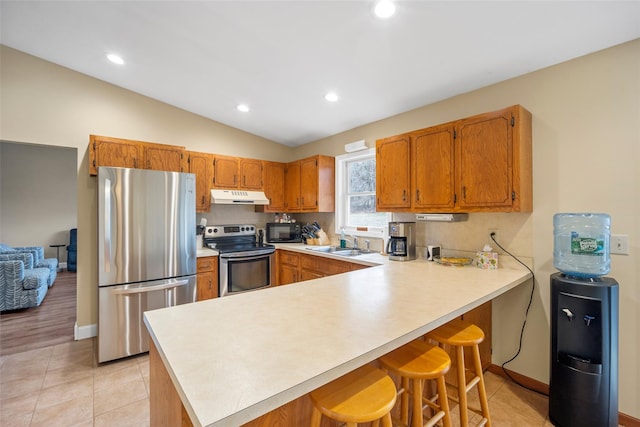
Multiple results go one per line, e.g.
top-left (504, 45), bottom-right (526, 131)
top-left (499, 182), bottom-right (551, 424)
top-left (201, 196), bottom-right (205, 204)
top-left (208, 279), bottom-right (212, 290)
top-left (416, 189), bottom-right (420, 202)
top-left (402, 190), bottom-right (407, 201)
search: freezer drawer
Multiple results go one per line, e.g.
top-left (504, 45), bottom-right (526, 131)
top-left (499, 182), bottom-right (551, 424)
top-left (98, 275), bottom-right (196, 363)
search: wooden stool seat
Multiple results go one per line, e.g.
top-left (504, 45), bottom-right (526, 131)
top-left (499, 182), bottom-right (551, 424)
top-left (379, 340), bottom-right (452, 427)
top-left (310, 364), bottom-right (397, 426)
top-left (426, 320), bottom-right (491, 427)
top-left (427, 322), bottom-right (485, 346)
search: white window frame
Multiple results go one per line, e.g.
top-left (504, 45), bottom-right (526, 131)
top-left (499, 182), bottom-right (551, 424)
top-left (335, 148), bottom-right (390, 239)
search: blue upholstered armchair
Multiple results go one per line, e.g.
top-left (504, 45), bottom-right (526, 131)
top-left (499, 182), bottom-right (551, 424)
top-left (0, 252), bottom-right (50, 311)
top-left (0, 243), bottom-right (57, 286)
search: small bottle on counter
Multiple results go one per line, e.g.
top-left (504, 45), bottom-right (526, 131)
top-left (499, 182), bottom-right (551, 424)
top-left (274, 213), bottom-right (280, 223)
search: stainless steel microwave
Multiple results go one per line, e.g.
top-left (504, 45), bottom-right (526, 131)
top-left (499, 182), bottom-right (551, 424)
top-left (266, 222), bottom-right (302, 243)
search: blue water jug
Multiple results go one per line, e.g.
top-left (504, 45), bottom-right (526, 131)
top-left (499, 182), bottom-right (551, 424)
top-left (553, 213), bottom-right (610, 278)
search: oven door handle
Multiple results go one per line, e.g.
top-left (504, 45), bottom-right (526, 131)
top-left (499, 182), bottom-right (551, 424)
top-left (220, 250), bottom-right (274, 260)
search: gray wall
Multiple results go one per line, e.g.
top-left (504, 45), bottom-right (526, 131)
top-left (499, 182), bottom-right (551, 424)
top-left (0, 141), bottom-right (77, 261)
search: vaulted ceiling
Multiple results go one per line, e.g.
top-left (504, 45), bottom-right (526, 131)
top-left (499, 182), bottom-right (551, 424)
top-left (2, 1), bottom-right (639, 146)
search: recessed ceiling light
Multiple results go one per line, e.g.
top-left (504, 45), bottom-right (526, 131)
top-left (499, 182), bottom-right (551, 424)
top-left (325, 92), bottom-right (339, 102)
top-left (237, 104), bottom-right (250, 112)
top-left (106, 53), bottom-right (124, 65)
top-left (374, 0), bottom-right (396, 19)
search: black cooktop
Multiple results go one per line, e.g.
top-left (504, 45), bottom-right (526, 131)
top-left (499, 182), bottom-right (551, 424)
top-left (208, 242), bottom-right (275, 254)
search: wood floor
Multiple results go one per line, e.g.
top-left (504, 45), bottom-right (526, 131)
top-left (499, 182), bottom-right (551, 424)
top-left (0, 270), bottom-right (76, 356)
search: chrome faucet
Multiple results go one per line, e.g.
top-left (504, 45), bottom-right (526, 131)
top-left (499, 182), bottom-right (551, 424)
top-left (350, 235), bottom-right (358, 250)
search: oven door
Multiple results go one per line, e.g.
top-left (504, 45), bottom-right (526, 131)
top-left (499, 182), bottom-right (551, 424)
top-left (219, 250), bottom-right (275, 297)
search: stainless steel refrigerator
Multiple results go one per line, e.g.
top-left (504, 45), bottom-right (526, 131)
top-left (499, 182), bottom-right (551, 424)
top-left (98, 167), bottom-right (197, 363)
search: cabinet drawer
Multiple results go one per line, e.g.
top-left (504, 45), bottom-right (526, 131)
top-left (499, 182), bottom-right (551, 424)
top-left (197, 256), bottom-right (217, 273)
top-left (300, 255), bottom-right (350, 275)
top-left (279, 251), bottom-right (299, 266)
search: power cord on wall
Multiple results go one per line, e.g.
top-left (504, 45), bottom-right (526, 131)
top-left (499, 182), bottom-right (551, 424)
top-left (489, 232), bottom-right (546, 396)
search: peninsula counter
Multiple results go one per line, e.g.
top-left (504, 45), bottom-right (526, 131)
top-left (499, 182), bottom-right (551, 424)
top-left (144, 250), bottom-right (531, 426)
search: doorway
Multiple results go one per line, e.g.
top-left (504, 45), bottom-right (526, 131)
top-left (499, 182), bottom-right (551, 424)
top-left (0, 141), bottom-right (78, 355)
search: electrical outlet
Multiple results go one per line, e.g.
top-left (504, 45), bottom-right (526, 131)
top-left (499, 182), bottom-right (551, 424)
top-left (611, 234), bottom-right (629, 255)
top-left (488, 229), bottom-right (498, 241)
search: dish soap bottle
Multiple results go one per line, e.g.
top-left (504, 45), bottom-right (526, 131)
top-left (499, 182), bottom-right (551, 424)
top-left (340, 228), bottom-right (347, 248)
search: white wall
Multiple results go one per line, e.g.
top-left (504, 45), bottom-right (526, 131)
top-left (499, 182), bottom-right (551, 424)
top-left (0, 142), bottom-right (77, 261)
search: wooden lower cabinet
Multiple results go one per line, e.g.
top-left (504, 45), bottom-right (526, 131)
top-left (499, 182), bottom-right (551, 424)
top-left (300, 254), bottom-right (351, 279)
top-left (277, 250), bottom-right (299, 285)
top-left (277, 250), bottom-right (367, 286)
top-left (196, 256), bottom-right (218, 300)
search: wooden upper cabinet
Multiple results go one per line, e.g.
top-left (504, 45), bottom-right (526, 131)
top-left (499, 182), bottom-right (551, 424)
top-left (411, 124), bottom-right (455, 211)
top-left (89, 135), bottom-right (185, 175)
top-left (300, 157), bottom-right (319, 210)
top-left (376, 134), bottom-right (411, 210)
top-left (212, 155), bottom-right (264, 190)
top-left (212, 155), bottom-right (239, 188)
top-left (187, 151), bottom-right (214, 212)
top-left (285, 155), bottom-right (335, 213)
top-left (239, 158), bottom-right (263, 190)
top-left (284, 161), bottom-right (301, 211)
top-left (375, 105), bottom-right (532, 213)
top-left (90, 135), bottom-right (141, 175)
top-left (143, 144), bottom-right (184, 172)
top-left (456, 105), bottom-right (532, 212)
top-left (256, 161), bottom-right (286, 213)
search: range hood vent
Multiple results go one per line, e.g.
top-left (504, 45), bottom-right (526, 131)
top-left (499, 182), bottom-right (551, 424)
top-left (210, 189), bottom-right (269, 205)
top-left (415, 213), bottom-right (468, 222)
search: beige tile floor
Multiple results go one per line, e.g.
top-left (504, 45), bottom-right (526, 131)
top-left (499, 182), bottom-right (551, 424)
top-left (0, 338), bottom-right (553, 426)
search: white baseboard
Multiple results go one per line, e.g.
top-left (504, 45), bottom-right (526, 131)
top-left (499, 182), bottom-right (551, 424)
top-left (74, 322), bottom-right (97, 340)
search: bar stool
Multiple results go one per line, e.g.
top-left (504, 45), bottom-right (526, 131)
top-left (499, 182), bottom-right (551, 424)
top-left (379, 340), bottom-right (452, 427)
top-left (309, 364), bottom-right (397, 427)
top-left (426, 320), bottom-right (491, 427)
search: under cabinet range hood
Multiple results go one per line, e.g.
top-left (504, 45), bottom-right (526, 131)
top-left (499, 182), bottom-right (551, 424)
top-left (210, 189), bottom-right (269, 205)
top-left (415, 213), bottom-right (468, 222)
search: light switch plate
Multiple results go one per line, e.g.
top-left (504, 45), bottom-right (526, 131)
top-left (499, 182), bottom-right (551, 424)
top-left (611, 234), bottom-right (629, 255)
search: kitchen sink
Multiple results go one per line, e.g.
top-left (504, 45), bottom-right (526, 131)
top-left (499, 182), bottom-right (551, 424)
top-left (305, 246), bottom-right (370, 257)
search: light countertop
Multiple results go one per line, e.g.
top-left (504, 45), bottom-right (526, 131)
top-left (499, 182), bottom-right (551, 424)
top-left (145, 246), bottom-right (531, 427)
top-left (196, 247), bottom-right (218, 257)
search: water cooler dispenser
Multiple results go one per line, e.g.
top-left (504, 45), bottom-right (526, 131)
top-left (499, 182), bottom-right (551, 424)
top-left (549, 213), bottom-right (619, 427)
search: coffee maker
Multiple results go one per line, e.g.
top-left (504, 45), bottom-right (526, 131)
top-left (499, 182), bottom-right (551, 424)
top-left (386, 222), bottom-right (416, 261)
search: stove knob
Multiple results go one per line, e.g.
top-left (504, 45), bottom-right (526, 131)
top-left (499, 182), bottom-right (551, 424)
top-left (213, 228), bottom-right (218, 233)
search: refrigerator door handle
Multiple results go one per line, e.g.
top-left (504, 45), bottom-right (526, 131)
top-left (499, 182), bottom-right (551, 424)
top-left (103, 177), bottom-right (111, 272)
top-left (111, 279), bottom-right (190, 295)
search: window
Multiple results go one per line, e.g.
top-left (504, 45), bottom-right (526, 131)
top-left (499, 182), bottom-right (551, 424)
top-left (335, 148), bottom-right (390, 238)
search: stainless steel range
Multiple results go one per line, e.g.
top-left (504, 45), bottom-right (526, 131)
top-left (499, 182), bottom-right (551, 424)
top-left (204, 224), bottom-right (276, 297)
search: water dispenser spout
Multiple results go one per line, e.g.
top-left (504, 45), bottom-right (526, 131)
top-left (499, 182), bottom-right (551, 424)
top-left (562, 308), bottom-right (574, 320)
top-left (584, 314), bottom-right (595, 326)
